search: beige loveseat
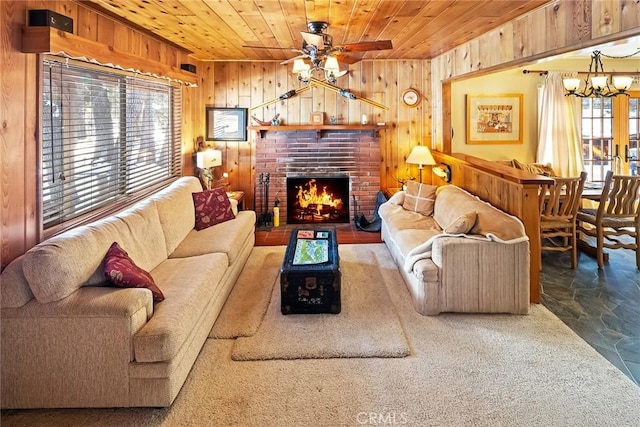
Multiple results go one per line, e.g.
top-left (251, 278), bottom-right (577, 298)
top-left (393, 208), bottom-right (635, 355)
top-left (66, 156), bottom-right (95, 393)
top-left (378, 184), bottom-right (530, 315)
top-left (0, 177), bottom-right (256, 408)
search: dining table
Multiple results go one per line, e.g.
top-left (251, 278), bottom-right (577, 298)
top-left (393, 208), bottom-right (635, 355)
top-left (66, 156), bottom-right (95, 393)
top-left (580, 182), bottom-right (605, 201)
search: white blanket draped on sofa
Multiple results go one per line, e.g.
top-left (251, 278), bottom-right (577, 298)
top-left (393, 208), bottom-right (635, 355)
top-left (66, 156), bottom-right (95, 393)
top-left (403, 232), bottom-right (529, 273)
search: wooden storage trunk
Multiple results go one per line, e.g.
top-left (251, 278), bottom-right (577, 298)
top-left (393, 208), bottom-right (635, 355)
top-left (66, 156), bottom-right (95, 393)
top-left (280, 229), bottom-right (341, 314)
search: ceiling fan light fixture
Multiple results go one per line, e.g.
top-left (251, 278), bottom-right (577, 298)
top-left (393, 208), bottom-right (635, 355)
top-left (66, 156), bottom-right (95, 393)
top-left (283, 21), bottom-right (392, 86)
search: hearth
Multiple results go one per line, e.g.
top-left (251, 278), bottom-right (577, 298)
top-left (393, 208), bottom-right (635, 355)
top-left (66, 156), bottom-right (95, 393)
top-left (286, 176), bottom-right (350, 224)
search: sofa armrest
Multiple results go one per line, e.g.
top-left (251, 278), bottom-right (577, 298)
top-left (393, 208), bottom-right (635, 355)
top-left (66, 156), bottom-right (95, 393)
top-left (387, 190), bottom-right (405, 205)
top-left (1, 287), bottom-right (152, 408)
top-left (431, 237), bottom-right (529, 314)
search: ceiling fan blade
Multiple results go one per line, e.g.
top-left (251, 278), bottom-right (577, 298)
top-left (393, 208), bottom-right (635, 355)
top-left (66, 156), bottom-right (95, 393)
top-left (301, 31), bottom-right (325, 49)
top-left (334, 52), bottom-right (363, 65)
top-left (335, 40), bottom-right (393, 52)
top-left (280, 54), bottom-right (309, 65)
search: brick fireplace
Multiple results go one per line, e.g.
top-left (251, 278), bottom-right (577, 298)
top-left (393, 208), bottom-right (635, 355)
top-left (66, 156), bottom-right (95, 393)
top-left (254, 129), bottom-right (381, 226)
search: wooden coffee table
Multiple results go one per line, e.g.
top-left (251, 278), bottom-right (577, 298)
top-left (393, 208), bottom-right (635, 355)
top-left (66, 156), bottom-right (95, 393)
top-left (280, 228), bottom-right (341, 314)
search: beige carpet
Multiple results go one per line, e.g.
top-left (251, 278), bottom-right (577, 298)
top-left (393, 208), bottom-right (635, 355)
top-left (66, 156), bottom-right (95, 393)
top-left (3, 243), bottom-right (640, 427)
top-left (228, 245), bottom-right (410, 360)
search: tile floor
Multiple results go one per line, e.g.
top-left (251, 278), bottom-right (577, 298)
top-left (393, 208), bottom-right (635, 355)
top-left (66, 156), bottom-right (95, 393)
top-left (256, 224), bottom-right (640, 386)
top-left (540, 245), bottom-right (640, 386)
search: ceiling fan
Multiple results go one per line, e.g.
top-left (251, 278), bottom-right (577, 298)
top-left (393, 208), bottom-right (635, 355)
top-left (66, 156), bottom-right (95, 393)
top-left (244, 21), bottom-right (393, 83)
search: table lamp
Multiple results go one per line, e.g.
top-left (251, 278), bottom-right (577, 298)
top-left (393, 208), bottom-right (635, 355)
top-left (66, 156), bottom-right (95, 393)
top-left (406, 145), bottom-right (436, 183)
top-left (196, 149), bottom-right (222, 189)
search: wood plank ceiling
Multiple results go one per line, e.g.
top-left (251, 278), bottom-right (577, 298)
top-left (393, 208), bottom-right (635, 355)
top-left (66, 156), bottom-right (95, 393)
top-left (83, 0), bottom-right (551, 62)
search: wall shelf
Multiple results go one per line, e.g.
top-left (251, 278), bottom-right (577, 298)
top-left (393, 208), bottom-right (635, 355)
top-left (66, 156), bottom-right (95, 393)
top-left (248, 124), bottom-right (388, 138)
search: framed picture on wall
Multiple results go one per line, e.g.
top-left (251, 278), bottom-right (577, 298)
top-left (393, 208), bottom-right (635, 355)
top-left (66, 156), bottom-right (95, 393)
top-left (466, 94), bottom-right (523, 144)
top-left (206, 107), bottom-right (248, 141)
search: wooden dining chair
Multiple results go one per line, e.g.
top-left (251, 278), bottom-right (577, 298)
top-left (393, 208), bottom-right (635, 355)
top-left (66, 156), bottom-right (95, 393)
top-left (538, 171), bottom-right (587, 269)
top-left (577, 170), bottom-right (640, 269)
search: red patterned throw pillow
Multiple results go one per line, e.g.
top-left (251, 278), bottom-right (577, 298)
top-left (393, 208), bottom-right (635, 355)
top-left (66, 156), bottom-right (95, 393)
top-left (103, 242), bottom-right (165, 302)
top-left (192, 187), bottom-right (235, 231)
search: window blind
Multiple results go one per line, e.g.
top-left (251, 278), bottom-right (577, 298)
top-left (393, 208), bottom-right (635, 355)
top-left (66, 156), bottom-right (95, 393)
top-left (41, 59), bottom-right (182, 231)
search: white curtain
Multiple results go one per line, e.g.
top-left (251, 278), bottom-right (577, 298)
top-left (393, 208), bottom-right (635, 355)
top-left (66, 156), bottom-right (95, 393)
top-left (536, 72), bottom-right (584, 177)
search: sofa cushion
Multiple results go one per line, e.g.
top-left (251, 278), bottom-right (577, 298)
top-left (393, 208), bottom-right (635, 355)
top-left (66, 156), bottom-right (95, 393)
top-left (0, 255), bottom-right (34, 308)
top-left (112, 200), bottom-right (168, 272)
top-left (379, 199), bottom-right (440, 235)
top-left (393, 229), bottom-right (443, 258)
top-left (169, 211), bottom-right (256, 265)
top-left (402, 181), bottom-right (437, 216)
top-left (133, 253), bottom-right (229, 363)
top-left (444, 212), bottom-right (477, 234)
top-left (23, 200), bottom-right (167, 304)
top-left (103, 242), bottom-right (165, 302)
top-left (434, 186), bottom-right (527, 242)
top-left (192, 187), bottom-right (235, 230)
top-left (151, 177), bottom-right (203, 255)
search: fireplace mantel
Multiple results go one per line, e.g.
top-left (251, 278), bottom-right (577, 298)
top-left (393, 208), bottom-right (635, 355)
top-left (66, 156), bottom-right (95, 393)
top-left (248, 124), bottom-right (387, 138)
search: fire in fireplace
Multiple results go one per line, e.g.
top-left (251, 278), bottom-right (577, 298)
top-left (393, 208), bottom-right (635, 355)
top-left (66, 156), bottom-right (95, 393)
top-left (286, 176), bottom-right (350, 224)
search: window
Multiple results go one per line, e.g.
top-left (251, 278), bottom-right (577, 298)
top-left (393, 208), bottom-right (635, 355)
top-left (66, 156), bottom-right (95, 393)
top-left (581, 91), bottom-right (640, 182)
top-left (41, 58), bottom-right (182, 234)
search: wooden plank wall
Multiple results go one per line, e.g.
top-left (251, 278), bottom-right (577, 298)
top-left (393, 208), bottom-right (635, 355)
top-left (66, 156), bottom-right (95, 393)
top-left (198, 59), bottom-right (431, 212)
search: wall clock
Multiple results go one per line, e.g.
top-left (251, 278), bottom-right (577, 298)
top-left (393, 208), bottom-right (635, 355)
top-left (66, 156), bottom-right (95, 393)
top-left (402, 88), bottom-right (421, 108)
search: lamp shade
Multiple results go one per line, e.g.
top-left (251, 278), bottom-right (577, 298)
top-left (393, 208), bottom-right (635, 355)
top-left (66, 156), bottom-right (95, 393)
top-left (324, 56), bottom-right (340, 73)
top-left (563, 78), bottom-right (581, 92)
top-left (590, 75), bottom-right (608, 91)
top-left (292, 58), bottom-right (310, 74)
top-left (406, 145), bottom-right (436, 167)
top-left (612, 76), bottom-right (633, 91)
top-left (196, 150), bottom-right (222, 168)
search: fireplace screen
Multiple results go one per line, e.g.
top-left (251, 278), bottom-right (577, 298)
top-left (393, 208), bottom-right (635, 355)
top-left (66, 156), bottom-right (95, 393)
top-left (286, 177), bottom-right (350, 224)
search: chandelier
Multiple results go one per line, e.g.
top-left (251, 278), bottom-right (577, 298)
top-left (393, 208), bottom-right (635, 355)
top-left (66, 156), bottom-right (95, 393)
top-left (292, 54), bottom-right (346, 84)
top-left (563, 49), bottom-right (638, 98)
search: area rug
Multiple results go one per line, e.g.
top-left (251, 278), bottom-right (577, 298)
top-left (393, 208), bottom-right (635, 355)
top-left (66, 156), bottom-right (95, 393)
top-left (3, 244), bottom-right (640, 427)
top-left (208, 247), bottom-right (282, 339)
top-left (228, 245), bottom-right (411, 360)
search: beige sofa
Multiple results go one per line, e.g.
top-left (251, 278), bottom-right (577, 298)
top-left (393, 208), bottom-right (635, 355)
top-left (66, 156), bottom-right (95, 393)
top-left (0, 177), bottom-right (256, 408)
top-left (378, 184), bottom-right (530, 315)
